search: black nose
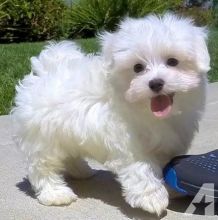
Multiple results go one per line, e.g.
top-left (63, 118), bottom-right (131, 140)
top-left (149, 78), bottom-right (165, 93)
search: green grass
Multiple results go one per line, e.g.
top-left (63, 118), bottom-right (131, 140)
top-left (0, 30), bottom-right (218, 115)
top-left (208, 29), bottom-right (218, 82)
top-left (0, 38), bottom-right (99, 115)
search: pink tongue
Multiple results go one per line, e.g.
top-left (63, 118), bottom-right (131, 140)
top-left (151, 95), bottom-right (172, 118)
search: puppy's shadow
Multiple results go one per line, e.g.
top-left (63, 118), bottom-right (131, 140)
top-left (16, 171), bottom-right (159, 220)
top-left (17, 174), bottom-right (218, 218)
top-left (16, 177), bottom-right (35, 199)
top-left (20, 171), bottom-right (216, 219)
top-left (67, 170), bottom-right (161, 220)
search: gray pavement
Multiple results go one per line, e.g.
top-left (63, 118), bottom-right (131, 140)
top-left (0, 83), bottom-right (218, 220)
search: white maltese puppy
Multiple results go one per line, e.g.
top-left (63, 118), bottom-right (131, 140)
top-left (13, 13), bottom-right (210, 215)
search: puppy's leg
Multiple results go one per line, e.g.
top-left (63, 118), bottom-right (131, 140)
top-left (65, 157), bottom-right (97, 179)
top-left (28, 151), bottom-right (77, 206)
top-left (117, 162), bottom-right (168, 215)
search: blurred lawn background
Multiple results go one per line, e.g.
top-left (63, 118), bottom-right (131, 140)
top-left (0, 0), bottom-right (218, 115)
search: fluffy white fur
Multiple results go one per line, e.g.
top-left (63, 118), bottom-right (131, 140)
top-left (12, 14), bottom-right (210, 215)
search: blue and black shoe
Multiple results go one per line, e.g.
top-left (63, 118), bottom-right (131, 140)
top-left (164, 150), bottom-right (218, 198)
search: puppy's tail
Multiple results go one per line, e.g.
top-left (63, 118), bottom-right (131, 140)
top-left (30, 41), bottom-right (84, 76)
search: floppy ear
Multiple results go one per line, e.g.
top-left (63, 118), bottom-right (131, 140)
top-left (194, 27), bottom-right (210, 73)
top-left (99, 17), bottom-right (135, 68)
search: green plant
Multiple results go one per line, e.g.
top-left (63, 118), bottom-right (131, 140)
top-left (176, 7), bottom-right (214, 26)
top-left (68, 0), bottom-right (182, 38)
top-left (0, 0), bottom-right (9, 21)
top-left (68, 0), bottom-right (127, 38)
top-left (0, 0), bottom-right (68, 42)
top-left (127, 0), bottom-right (182, 18)
top-left (213, 7), bottom-right (218, 27)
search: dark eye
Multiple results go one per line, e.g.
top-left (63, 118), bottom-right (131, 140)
top-left (167, 58), bottom-right (179, 67)
top-left (134, 63), bottom-right (144, 73)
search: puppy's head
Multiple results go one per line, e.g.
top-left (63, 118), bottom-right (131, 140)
top-left (101, 13), bottom-right (210, 118)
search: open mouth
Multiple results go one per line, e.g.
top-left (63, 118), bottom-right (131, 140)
top-left (150, 93), bottom-right (175, 119)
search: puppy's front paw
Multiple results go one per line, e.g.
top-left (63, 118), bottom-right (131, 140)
top-left (126, 183), bottom-right (169, 216)
top-left (37, 185), bottom-right (77, 206)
